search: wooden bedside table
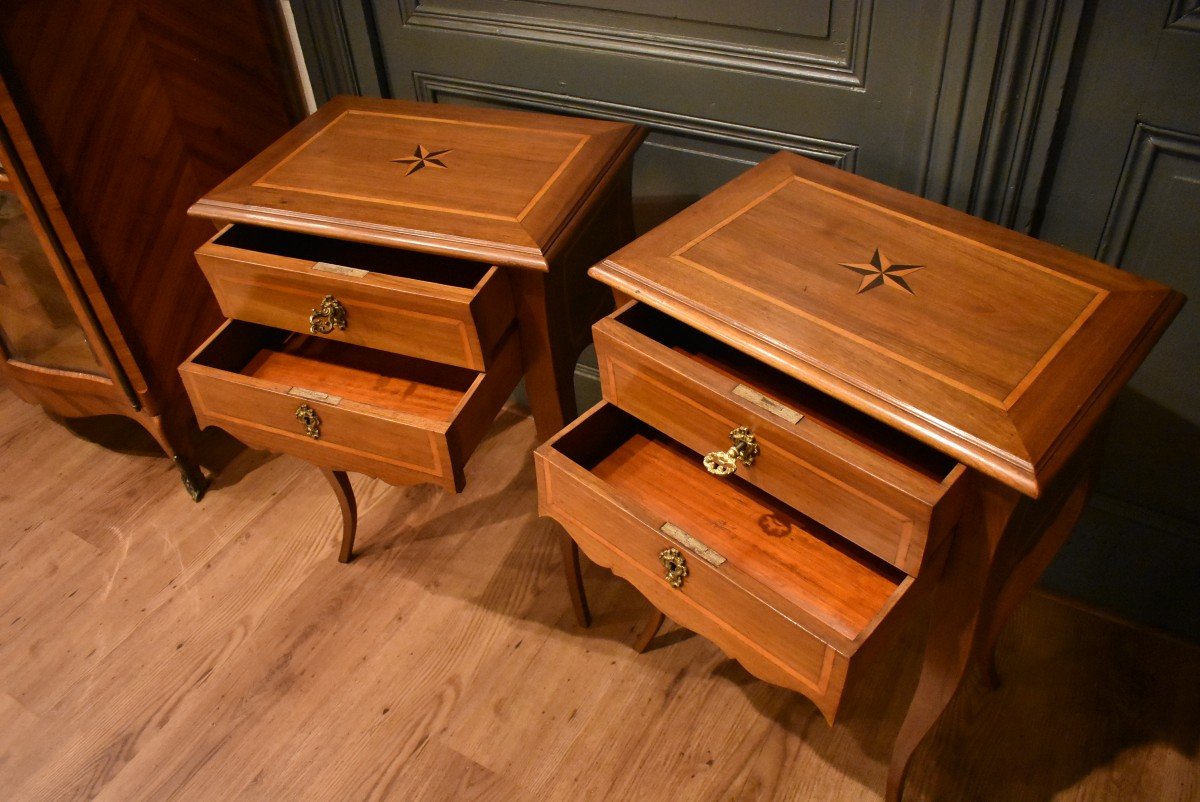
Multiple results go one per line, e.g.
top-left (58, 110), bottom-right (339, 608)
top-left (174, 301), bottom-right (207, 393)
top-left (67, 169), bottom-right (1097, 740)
top-left (534, 152), bottom-right (1183, 800)
top-left (179, 96), bottom-right (644, 564)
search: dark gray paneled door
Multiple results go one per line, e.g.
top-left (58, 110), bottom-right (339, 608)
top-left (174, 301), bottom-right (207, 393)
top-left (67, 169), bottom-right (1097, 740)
top-left (327, 0), bottom-right (1065, 232)
top-left (1036, 0), bottom-right (1200, 638)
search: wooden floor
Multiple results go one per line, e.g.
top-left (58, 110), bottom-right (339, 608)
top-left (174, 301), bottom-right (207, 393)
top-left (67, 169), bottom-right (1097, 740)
top-left (1, 380), bottom-right (1198, 801)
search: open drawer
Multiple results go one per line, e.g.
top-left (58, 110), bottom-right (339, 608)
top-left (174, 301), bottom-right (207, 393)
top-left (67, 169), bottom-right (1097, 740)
top-left (195, 225), bottom-right (515, 371)
top-left (535, 402), bottom-right (918, 723)
top-left (180, 319), bottom-right (521, 491)
top-left (593, 303), bottom-right (967, 575)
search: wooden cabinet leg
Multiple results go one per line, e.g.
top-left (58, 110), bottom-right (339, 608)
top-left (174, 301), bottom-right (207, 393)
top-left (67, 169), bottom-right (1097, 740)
top-left (172, 456), bottom-right (208, 503)
top-left (134, 410), bottom-right (208, 501)
top-left (886, 481), bottom-right (1021, 802)
top-left (320, 469), bottom-right (358, 563)
top-left (633, 609), bottom-right (666, 653)
top-left (559, 530), bottom-right (591, 627)
top-left (511, 269), bottom-right (579, 443)
top-left (508, 174), bottom-right (632, 444)
top-left (972, 472), bottom-right (1093, 689)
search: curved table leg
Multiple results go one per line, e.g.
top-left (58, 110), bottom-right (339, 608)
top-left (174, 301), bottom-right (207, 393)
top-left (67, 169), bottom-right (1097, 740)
top-left (320, 469), bottom-right (357, 563)
top-left (633, 609), bottom-right (666, 653)
top-left (973, 471), bottom-right (1093, 689)
top-left (559, 531), bottom-right (591, 627)
top-left (886, 479), bottom-right (1021, 802)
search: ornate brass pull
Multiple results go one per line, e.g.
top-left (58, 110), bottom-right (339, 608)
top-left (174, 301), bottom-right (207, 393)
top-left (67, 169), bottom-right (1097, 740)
top-left (659, 547), bottom-right (688, 589)
top-left (309, 295), bottom-right (347, 334)
top-left (295, 404), bottom-right (321, 439)
top-left (703, 426), bottom-right (759, 476)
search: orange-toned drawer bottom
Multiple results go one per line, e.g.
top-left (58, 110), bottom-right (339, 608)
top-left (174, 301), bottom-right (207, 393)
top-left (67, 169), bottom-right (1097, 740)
top-left (180, 319), bottom-right (520, 491)
top-left (535, 403), bottom-right (915, 722)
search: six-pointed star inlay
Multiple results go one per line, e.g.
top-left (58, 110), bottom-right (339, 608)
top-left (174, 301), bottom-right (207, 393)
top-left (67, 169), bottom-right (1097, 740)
top-left (839, 249), bottom-right (925, 295)
top-left (391, 144), bottom-right (452, 176)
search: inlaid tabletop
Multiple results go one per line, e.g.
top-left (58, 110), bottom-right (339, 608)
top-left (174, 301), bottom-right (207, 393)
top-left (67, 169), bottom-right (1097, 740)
top-left (592, 152), bottom-right (1183, 495)
top-left (191, 96), bottom-right (645, 271)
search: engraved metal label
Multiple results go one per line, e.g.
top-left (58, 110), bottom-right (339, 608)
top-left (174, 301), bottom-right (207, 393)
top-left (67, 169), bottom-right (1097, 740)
top-left (312, 262), bottom-right (369, 278)
top-left (732, 384), bottom-right (803, 424)
top-left (288, 387), bottom-right (343, 406)
top-left (660, 522), bottom-right (727, 567)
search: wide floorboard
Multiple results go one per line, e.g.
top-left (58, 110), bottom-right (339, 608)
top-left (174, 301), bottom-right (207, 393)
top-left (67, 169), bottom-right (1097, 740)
top-left (0, 381), bottom-right (1196, 800)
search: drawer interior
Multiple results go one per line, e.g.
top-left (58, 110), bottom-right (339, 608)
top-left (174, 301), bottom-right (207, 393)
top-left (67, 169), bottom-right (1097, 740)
top-left (612, 304), bottom-right (958, 483)
top-left (554, 404), bottom-right (906, 642)
top-left (193, 321), bottom-right (478, 421)
top-left (213, 224), bottom-right (489, 289)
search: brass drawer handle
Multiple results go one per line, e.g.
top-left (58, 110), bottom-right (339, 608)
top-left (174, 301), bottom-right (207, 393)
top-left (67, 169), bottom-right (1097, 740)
top-left (703, 426), bottom-right (759, 476)
top-left (295, 404), bottom-right (321, 439)
top-left (659, 547), bottom-right (688, 589)
top-left (309, 295), bottom-right (347, 334)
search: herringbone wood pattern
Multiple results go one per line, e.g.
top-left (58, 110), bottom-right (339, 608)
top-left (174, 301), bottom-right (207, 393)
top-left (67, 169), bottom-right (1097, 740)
top-left (0, 0), bottom-right (298, 435)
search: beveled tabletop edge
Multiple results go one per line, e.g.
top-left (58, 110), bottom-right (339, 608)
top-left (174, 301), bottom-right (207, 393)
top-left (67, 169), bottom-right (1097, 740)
top-left (592, 254), bottom-right (1185, 499)
top-left (1025, 288), bottom-right (1184, 490)
top-left (188, 197), bottom-right (551, 270)
top-left (534, 122), bottom-right (647, 267)
top-left (188, 95), bottom-right (647, 272)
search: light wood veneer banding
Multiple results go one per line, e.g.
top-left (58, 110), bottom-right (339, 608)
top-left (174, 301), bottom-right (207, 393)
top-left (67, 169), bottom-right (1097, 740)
top-left (180, 319), bottom-right (521, 491)
top-left (189, 96), bottom-right (647, 271)
top-left (535, 402), bottom-right (914, 722)
top-left (196, 224), bottom-right (515, 371)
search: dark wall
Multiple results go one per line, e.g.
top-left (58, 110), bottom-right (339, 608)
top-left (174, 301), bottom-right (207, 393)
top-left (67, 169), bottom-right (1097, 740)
top-left (1029, 0), bottom-right (1200, 640)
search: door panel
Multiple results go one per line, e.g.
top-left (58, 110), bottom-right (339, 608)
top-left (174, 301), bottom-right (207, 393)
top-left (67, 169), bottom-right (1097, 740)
top-left (396, 0), bottom-right (853, 82)
top-left (1098, 124), bottom-right (1200, 424)
top-left (374, 0), bottom-right (960, 219)
top-left (294, 0), bottom-right (1080, 229)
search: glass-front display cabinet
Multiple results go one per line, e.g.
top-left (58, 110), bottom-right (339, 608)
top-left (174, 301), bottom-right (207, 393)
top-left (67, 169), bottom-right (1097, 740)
top-left (0, 99), bottom-right (211, 497)
top-left (0, 1), bottom-right (301, 500)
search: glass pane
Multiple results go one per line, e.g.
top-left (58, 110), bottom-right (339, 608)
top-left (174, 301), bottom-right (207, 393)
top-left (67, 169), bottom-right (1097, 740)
top-left (0, 188), bottom-right (102, 373)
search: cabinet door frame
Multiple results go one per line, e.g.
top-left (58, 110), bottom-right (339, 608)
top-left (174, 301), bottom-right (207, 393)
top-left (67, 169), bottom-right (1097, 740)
top-left (0, 76), bottom-right (140, 412)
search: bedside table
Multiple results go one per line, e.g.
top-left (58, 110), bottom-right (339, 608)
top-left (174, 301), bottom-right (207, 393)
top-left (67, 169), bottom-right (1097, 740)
top-left (534, 152), bottom-right (1183, 800)
top-left (179, 96), bottom-right (644, 571)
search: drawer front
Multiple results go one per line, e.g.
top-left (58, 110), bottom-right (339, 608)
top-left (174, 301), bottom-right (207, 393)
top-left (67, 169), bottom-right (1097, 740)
top-left (594, 316), bottom-right (965, 574)
top-left (196, 232), bottom-right (514, 371)
top-left (536, 441), bottom-right (850, 722)
top-left (180, 322), bottom-right (522, 492)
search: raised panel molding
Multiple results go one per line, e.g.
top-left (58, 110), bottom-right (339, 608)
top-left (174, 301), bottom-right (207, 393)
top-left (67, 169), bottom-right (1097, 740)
top-left (412, 73), bottom-right (860, 169)
top-left (398, 0), bottom-right (872, 86)
top-left (925, 0), bottom-right (1082, 230)
top-left (289, 0), bottom-right (387, 101)
top-left (966, 0), bottom-right (1083, 229)
top-left (1167, 0), bottom-right (1200, 31)
top-left (1098, 122), bottom-right (1200, 264)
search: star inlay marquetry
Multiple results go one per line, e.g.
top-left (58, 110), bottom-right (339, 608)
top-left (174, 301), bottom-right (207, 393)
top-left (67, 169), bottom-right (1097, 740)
top-left (839, 249), bottom-right (924, 295)
top-left (391, 144), bottom-right (452, 176)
